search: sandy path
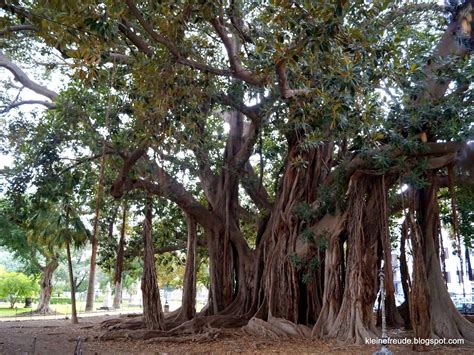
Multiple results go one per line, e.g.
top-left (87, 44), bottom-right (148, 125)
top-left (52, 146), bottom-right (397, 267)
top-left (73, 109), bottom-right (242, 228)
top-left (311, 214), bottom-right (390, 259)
top-left (0, 316), bottom-right (471, 354)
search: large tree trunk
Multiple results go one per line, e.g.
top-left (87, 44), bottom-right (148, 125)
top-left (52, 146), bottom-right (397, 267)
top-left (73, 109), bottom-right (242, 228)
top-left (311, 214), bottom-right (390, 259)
top-left (36, 259), bottom-right (59, 314)
top-left (324, 175), bottom-right (382, 344)
top-left (407, 209), bottom-right (431, 351)
top-left (409, 173), bottom-right (474, 346)
top-left (258, 138), bottom-right (334, 325)
top-left (200, 110), bottom-right (254, 316)
top-left (66, 242), bottom-right (78, 324)
top-left (141, 200), bottom-right (165, 330)
top-left (113, 202), bottom-right (127, 309)
top-left (312, 215), bottom-right (346, 338)
top-left (203, 224), bottom-right (234, 314)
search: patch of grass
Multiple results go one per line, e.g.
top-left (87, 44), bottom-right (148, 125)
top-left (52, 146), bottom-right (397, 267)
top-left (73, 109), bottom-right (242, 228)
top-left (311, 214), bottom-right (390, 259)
top-left (0, 300), bottom-right (144, 317)
top-left (0, 305), bottom-right (33, 317)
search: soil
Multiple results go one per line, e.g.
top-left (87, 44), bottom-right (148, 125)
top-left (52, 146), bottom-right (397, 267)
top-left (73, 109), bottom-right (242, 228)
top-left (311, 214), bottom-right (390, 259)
top-left (0, 315), bottom-right (471, 354)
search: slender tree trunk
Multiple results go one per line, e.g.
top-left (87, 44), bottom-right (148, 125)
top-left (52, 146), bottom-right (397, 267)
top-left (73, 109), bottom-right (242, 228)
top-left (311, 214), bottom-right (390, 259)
top-left (379, 177), bottom-right (403, 327)
top-left (176, 213), bottom-right (198, 320)
top-left (85, 150), bottom-right (107, 311)
top-left (113, 202), bottom-right (127, 309)
top-left (407, 208), bottom-right (431, 351)
top-left (398, 221), bottom-right (411, 328)
top-left (141, 199), bottom-right (165, 330)
top-left (36, 259), bottom-right (59, 313)
top-left (466, 248), bottom-right (472, 282)
top-left (66, 242), bottom-right (78, 324)
top-left (448, 166), bottom-right (466, 296)
top-left (440, 228), bottom-right (448, 284)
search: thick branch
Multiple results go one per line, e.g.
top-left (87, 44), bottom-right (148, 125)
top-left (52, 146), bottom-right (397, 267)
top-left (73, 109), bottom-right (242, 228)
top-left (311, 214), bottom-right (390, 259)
top-left (111, 151), bottom-right (216, 228)
top-left (231, 120), bottom-right (259, 172)
top-left (276, 59), bottom-right (310, 99)
top-left (191, 120), bottom-right (218, 203)
top-left (210, 17), bottom-right (262, 86)
top-left (342, 142), bottom-right (463, 180)
top-left (242, 162), bottom-right (272, 210)
top-left (126, 239), bottom-right (206, 258)
top-left (216, 94), bottom-right (261, 121)
top-left (420, 6), bottom-right (474, 102)
top-left (110, 147), bottom-right (147, 197)
top-left (123, 177), bottom-right (215, 229)
top-left (118, 20), bottom-right (154, 58)
top-left (0, 51), bottom-right (58, 101)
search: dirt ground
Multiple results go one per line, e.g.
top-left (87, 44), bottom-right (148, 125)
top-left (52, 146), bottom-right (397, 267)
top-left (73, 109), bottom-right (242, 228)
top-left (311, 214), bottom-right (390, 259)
top-left (0, 315), bottom-right (472, 354)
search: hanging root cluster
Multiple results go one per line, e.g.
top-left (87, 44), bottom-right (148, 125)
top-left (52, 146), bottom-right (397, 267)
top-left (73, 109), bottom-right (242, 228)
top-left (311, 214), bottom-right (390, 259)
top-left (98, 166), bottom-right (474, 347)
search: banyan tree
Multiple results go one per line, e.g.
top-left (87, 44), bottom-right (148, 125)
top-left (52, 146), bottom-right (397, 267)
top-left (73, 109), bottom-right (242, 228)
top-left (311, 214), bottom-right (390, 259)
top-left (1, 0), bottom-right (474, 347)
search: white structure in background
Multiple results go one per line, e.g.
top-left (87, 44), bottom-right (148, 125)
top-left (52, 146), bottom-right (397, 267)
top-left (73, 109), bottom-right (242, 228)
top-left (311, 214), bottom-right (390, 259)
top-left (102, 283), bottom-right (113, 309)
top-left (393, 228), bottom-right (473, 304)
top-left (130, 282), bottom-right (143, 306)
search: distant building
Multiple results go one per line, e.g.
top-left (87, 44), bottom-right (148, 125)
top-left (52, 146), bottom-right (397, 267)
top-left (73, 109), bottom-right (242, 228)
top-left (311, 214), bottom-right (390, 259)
top-left (392, 229), bottom-right (473, 304)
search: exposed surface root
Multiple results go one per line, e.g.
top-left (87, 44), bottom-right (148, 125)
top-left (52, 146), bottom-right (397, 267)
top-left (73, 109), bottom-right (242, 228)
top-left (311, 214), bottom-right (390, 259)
top-left (243, 317), bottom-right (311, 341)
top-left (99, 315), bottom-right (248, 341)
top-left (144, 328), bottom-right (227, 344)
top-left (100, 315), bottom-right (145, 331)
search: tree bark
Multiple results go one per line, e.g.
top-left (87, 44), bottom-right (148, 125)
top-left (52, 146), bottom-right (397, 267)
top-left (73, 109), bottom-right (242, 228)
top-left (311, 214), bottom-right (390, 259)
top-left (85, 199), bottom-right (102, 310)
top-left (176, 213), bottom-right (198, 321)
top-left (398, 221), bottom-right (411, 328)
top-left (141, 199), bottom-right (165, 330)
top-left (324, 175), bottom-right (381, 344)
top-left (66, 242), bottom-right (78, 324)
top-left (85, 137), bottom-right (108, 311)
top-left (259, 139), bottom-right (333, 325)
top-left (406, 205), bottom-right (431, 351)
top-left (113, 202), bottom-right (127, 309)
top-left (379, 177), bottom-right (403, 327)
top-left (466, 248), bottom-right (473, 282)
top-left (312, 215), bottom-right (346, 338)
top-left (36, 259), bottom-right (59, 314)
top-left (409, 173), bottom-right (474, 347)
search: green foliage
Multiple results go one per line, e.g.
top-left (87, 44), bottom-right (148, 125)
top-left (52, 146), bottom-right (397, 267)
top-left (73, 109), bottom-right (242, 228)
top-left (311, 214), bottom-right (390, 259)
top-left (0, 269), bottom-right (39, 308)
top-left (156, 252), bottom-right (186, 289)
top-left (403, 159), bottom-right (429, 189)
top-left (293, 202), bottom-right (314, 222)
top-left (0, 1), bottom-right (472, 312)
top-left (439, 184), bottom-right (474, 247)
top-left (299, 228), bottom-right (315, 243)
top-left (288, 254), bottom-right (305, 271)
top-left (41, 296), bottom-right (71, 305)
top-left (317, 233), bottom-right (329, 252)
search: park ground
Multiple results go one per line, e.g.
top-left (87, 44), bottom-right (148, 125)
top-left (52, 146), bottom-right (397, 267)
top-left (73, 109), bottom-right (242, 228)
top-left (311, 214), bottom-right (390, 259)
top-left (0, 315), bottom-right (472, 354)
